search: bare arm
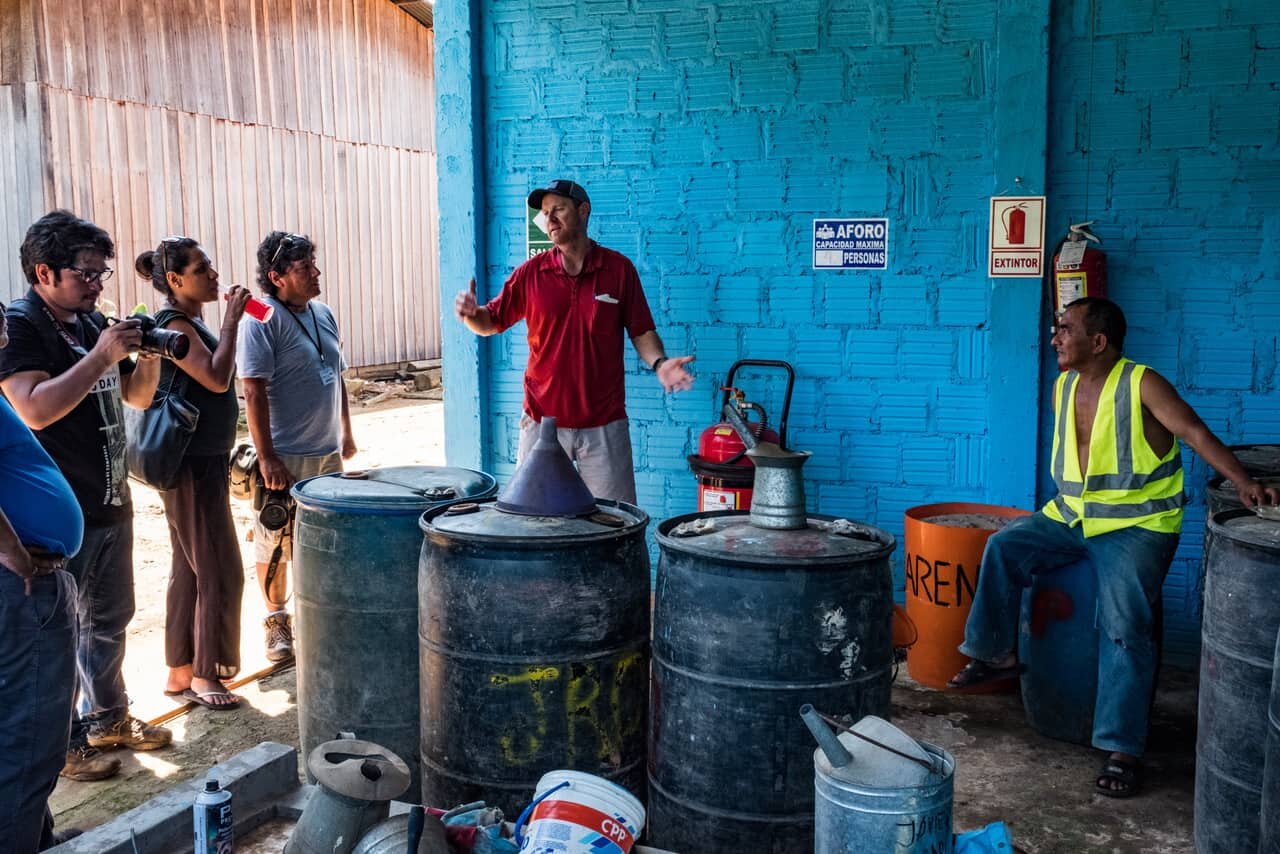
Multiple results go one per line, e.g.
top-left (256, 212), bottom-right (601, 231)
top-left (339, 382), bottom-right (357, 460)
top-left (454, 278), bottom-right (499, 336)
top-left (164, 316), bottom-right (241, 393)
top-left (1141, 370), bottom-right (1279, 507)
top-left (242, 377), bottom-right (292, 491)
top-left (630, 330), bottom-right (695, 393)
top-left (120, 353), bottom-right (161, 409)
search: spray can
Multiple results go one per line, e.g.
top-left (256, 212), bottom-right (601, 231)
top-left (194, 778), bottom-right (234, 853)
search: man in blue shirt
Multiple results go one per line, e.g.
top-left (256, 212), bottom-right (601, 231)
top-left (0, 299), bottom-right (86, 852)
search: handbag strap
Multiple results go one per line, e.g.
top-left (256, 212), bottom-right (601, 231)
top-left (152, 309), bottom-right (191, 404)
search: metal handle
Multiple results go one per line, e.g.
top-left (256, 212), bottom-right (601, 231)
top-left (722, 360), bottom-right (795, 448)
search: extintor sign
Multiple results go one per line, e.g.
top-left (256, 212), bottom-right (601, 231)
top-left (988, 196), bottom-right (1046, 277)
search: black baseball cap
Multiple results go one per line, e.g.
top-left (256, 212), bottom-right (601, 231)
top-left (528, 180), bottom-right (590, 209)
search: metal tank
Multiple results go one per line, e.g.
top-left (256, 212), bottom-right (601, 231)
top-left (1195, 509), bottom-right (1280, 853)
top-left (417, 418), bottom-right (650, 815)
top-left (1226, 443), bottom-right (1280, 479)
top-left (291, 466), bottom-right (497, 803)
top-left (647, 415), bottom-right (896, 854)
top-left (1263, 626), bottom-right (1280, 854)
top-left (1207, 474), bottom-right (1280, 516)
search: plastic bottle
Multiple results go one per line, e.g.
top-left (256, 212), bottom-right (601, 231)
top-left (194, 777), bottom-right (234, 853)
top-left (218, 284), bottom-right (274, 323)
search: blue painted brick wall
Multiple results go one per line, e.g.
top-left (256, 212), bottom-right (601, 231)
top-left (1047, 1), bottom-right (1280, 667)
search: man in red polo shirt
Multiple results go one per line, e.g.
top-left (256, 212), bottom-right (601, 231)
top-left (455, 179), bottom-right (694, 503)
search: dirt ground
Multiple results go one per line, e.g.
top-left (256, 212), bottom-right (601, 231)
top-left (49, 397), bottom-right (445, 832)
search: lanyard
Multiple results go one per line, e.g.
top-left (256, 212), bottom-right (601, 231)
top-left (273, 298), bottom-right (326, 364)
top-left (37, 301), bottom-right (90, 357)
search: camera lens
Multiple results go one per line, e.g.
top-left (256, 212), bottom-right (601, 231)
top-left (259, 500), bottom-right (291, 531)
top-left (144, 327), bottom-right (189, 360)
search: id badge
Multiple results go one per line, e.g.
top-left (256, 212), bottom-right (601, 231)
top-left (319, 364), bottom-right (336, 386)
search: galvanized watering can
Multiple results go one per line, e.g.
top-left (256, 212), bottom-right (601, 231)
top-left (286, 734), bottom-right (412, 854)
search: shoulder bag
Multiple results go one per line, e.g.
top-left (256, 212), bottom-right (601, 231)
top-left (125, 317), bottom-right (200, 490)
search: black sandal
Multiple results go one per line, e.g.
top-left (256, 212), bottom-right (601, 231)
top-left (1095, 757), bottom-right (1142, 798)
top-left (945, 659), bottom-right (1026, 690)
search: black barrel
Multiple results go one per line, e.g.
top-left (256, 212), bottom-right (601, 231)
top-left (1263, 626), bottom-right (1280, 853)
top-left (1195, 509), bottom-right (1280, 853)
top-left (418, 498), bottom-right (650, 815)
top-left (1207, 474), bottom-right (1280, 516)
top-left (1227, 443), bottom-right (1280, 479)
top-left (649, 510), bottom-right (896, 854)
top-left (292, 466), bottom-right (496, 803)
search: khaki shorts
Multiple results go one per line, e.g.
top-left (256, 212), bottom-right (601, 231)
top-left (518, 416), bottom-right (636, 504)
top-left (254, 451), bottom-right (344, 564)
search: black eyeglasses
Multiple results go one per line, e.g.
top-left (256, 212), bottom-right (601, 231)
top-left (269, 233), bottom-right (308, 268)
top-left (66, 266), bottom-right (114, 285)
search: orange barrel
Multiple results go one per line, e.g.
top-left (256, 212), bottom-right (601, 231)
top-left (903, 502), bottom-right (1030, 691)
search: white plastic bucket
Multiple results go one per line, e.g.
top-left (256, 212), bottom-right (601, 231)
top-left (516, 770), bottom-right (645, 854)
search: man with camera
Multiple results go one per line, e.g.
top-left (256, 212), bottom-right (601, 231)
top-left (237, 231), bottom-right (357, 663)
top-left (0, 211), bottom-right (173, 783)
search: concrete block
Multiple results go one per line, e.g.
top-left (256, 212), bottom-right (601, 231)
top-left (664, 11), bottom-right (712, 61)
top-left (1184, 333), bottom-right (1254, 392)
top-left (879, 390), bottom-right (932, 433)
top-left (817, 483), bottom-right (872, 521)
top-left (912, 44), bottom-right (980, 99)
top-left (49, 743), bottom-right (299, 854)
top-left (847, 48), bottom-right (910, 98)
top-left (825, 386), bottom-right (876, 431)
top-left (900, 329), bottom-right (956, 379)
top-left (768, 276), bottom-right (815, 323)
top-left (1212, 90), bottom-right (1280, 146)
top-left (1157, 0), bottom-right (1223, 29)
top-left (684, 166), bottom-right (733, 212)
top-left (1120, 33), bottom-right (1182, 92)
top-left (585, 76), bottom-right (632, 115)
top-left (881, 278), bottom-right (931, 327)
top-left (939, 0), bottom-right (997, 41)
top-left (635, 71), bottom-right (681, 115)
top-left (558, 19), bottom-right (606, 64)
top-left (1151, 92), bottom-right (1210, 149)
top-left (795, 55), bottom-right (847, 105)
top-left (1188, 29), bottom-right (1253, 87)
top-left (787, 160), bottom-right (841, 211)
top-left (413, 370), bottom-right (440, 390)
top-left (936, 103), bottom-right (993, 155)
top-left (773, 0), bottom-right (820, 52)
top-left (507, 23), bottom-right (555, 70)
top-left (582, 0), bottom-right (628, 15)
top-left (887, 0), bottom-right (938, 45)
top-left (828, 0), bottom-right (877, 47)
top-left (709, 113), bottom-right (763, 162)
top-left (686, 66), bottom-right (733, 111)
top-left (734, 161), bottom-right (786, 212)
top-left (665, 274), bottom-right (713, 317)
top-left (739, 219), bottom-right (788, 267)
top-left (609, 18), bottom-right (659, 62)
top-left (873, 103), bottom-right (936, 156)
top-left (902, 436), bottom-right (956, 486)
top-left (954, 435), bottom-right (987, 488)
top-left (1226, 0), bottom-right (1280, 27)
top-left (654, 122), bottom-right (709, 166)
top-left (956, 329), bottom-right (988, 380)
top-left (490, 80), bottom-right (533, 118)
top-left (644, 224), bottom-right (693, 271)
top-left (792, 327), bottom-right (844, 378)
top-left (713, 6), bottom-right (767, 57)
top-left (500, 120), bottom-right (555, 167)
top-left (1087, 96), bottom-right (1145, 150)
top-left (769, 115), bottom-right (829, 158)
top-left (694, 219), bottom-right (741, 269)
top-left (848, 329), bottom-right (899, 378)
top-left (736, 57), bottom-right (795, 108)
top-left (560, 125), bottom-right (606, 167)
top-left (848, 431), bottom-right (901, 482)
top-left (1110, 157), bottom-right (1174, 209)
top-left (712, 275), bottom-right (763, 324)
top-left (608, 119), bottom-right (656, 166)
top-left (789, 428), bottom-right (843, 479)
top-left (1241, 156), bottom-right (1280, 207)
top-left (1095, 0), bottom-right (1154, 36)
top-left (936, 276), bottom-right (986, 326)
top-left (937, 384), bottom-right (989, 434)
top-left (820, 279), bottom-right (874, 326)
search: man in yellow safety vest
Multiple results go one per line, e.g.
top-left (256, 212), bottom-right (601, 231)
top-left (947, 297), bottom-right (1279, 798)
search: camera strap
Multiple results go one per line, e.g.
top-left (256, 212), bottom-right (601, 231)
top-left (272, 298), bottom-right (326, 365)
top-left (35, 300), bottom-right (90, 359)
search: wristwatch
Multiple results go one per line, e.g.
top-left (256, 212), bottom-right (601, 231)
top-left (652, 356), bottom-right (668, 372)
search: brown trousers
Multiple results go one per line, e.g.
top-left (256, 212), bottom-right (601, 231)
top-left (161, 455), bottom-right (244, 680)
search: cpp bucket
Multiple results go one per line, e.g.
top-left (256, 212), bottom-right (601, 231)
top-left (814, 734), bottom-right (955, 854)
top-left (516, 770), bottom-right (645, 854)
top-left (903, 502), bottom-right (1029, 692)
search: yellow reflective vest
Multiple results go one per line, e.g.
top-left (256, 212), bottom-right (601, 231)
top-left (1042, 358), bottom-right (1185, 537)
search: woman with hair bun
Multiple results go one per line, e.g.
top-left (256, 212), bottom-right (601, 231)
top-left (135, 238), bottom-right (251, 710)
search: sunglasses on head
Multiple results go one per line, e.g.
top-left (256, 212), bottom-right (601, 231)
top-left (269, 233), bottom-right (308, 268)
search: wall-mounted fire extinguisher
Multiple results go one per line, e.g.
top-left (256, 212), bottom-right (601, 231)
top-left (1051, 221), bottom-right (1107, 314)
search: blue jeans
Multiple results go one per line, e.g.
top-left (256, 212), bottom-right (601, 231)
top-left (66, 520), bottom-right (135, 746)
top-left (0, 568), bottom-right (77, 853)
top-left (960, 512), bottom-right (1178, 756)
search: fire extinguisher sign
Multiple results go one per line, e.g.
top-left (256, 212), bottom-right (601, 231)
top-left (812, 218), bottom-right (889, 270)
top-left (988, 196), bottom-right (1046, 278)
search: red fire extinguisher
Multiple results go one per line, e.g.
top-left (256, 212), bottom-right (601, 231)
top-left (1051, 221), bottom-right (1107, 314)
top-left (687, 360), bottom-right (794, 513)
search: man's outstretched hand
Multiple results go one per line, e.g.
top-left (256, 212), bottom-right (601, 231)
top-left (454, 278), bottom-right (479, 320)
top-left (658, 355), bottom-right (696, 393)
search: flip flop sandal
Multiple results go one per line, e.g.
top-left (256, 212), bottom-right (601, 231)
top-left (175, 688), bottom-right (242, 711)
top-left (1096, 757), bottom-right (1142, 798)
top-left (946, 659), bottom-right (1026, 690)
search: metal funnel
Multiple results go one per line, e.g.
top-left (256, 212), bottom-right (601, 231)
top-left (496, 416), bottom-right (598, 516)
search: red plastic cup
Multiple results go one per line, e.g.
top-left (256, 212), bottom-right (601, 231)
top-left (220, 285), bottom-right (274, 323)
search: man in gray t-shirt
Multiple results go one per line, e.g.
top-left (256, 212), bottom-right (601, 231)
top-left (235, 232), bottom-right (356, 662)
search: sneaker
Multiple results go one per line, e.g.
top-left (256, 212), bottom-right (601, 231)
top-left (60, 744), bottom-right (121, 781)
top-left (87, 715), bottom-right (173, 751)
top-left (264, 612), bottom-right (294, 662)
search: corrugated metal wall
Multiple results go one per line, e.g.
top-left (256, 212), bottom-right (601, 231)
top-left (0, 0), bottom-right (439, 367)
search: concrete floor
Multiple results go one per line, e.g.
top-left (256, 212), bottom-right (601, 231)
top-left (52, 663), bottom-right (1195, 853)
